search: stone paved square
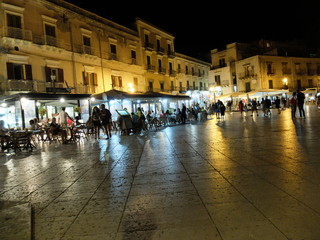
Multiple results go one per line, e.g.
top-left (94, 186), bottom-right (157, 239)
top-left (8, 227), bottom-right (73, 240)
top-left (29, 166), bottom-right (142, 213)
top-left (1, 106), bottom-right (320, 240)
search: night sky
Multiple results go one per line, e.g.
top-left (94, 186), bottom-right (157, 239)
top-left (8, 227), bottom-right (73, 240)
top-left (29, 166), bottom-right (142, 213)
top-left (64, 1), bottom-right (320, 61)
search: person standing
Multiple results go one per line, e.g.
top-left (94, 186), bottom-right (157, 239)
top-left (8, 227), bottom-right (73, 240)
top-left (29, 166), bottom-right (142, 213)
top-left (92, 106), bottom-right (101, 139)
top-left (181, 104), bottom-right (187, 124)
top-left (238, 100), bottom-right (244, 115)
top-left (290, 92), bottom-right (297, 119)
top-left (297, 90), bottom-right (306, 118)
top-left (100, 104), bottom-right (112, 139)
top-left (57, 107), bottom-right (73, 128)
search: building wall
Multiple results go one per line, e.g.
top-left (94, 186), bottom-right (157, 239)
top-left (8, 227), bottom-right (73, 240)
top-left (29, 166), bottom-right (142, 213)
top-left (0, 0), bottom-right (209, 98)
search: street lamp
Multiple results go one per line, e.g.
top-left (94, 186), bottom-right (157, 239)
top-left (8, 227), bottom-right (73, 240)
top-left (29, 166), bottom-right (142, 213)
top-left (51, 74), bottom-right (56, 94)
top-left (283, 78), bottom-right (288, 89)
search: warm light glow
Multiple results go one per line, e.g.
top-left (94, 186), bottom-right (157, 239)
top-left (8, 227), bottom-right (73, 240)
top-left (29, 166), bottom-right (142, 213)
top-left (90, 97), bottom-right (95, 102)
top-left (283, 78), bottom-right (288, 84)
top-left (209, 87), bottom-right (215, 91)
top-left (60, 98), bottom-right (65, 102)
top-left (128, 83), bottom-right (135, 93)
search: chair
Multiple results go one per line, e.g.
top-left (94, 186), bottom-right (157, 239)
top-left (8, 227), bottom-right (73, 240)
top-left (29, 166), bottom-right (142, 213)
top-left (10, 131), bottom-right (35, 152)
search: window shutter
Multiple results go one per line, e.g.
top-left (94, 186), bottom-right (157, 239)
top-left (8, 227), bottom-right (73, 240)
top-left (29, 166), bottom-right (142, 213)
top-left (25, 64), bottom-right (33, 80)
top-left (111, 75), bottom-right (116, 88)
top-left (118, 76), bottom-right (122, 87)
top-left (93, 73), bottom-right (98, 86)
top-left (83, 72), bottom-right (89, 85)
top-left (6, 62), bottom-right (14, 79)
top-left (45, 66), bottom-right (51, 82)
top-left (58, 68), bottom-right (64, 83)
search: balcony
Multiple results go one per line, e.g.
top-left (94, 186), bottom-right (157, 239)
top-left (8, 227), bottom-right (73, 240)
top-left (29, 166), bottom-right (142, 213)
top-left (4, 27), bottom-right (32, 41)
top-left (158, 67), bottom-right (166, 75)
top-left (238, 71), bottom-right (257, 80)
top-left (282, 69), bottom-right (292, 75)
top-left (169, 70), bottom-right (177, 77)
top-left (6, 79), bottom-right (34, 92)
top-left (145, 42), bottom-right (154, 51)
top-left (167, 50), bottom-right (175, 58)
top-left (146, 65), bottom-right (155, 72)
top-left (157, 47), bottom-right (165, 55)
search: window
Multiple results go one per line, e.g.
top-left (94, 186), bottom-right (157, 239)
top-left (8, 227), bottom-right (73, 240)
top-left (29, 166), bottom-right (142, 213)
top-left (245, 82), bottom-right (251, 92)
top-left (308, 79), bottom-right (313, 88)
top-left (7, 63), bottom-right (32, 80)
top-left (219, 58), bottom-right (226, 67)
top-left (82, 36), bottom-right (91, 54)
top-left (83, 72), bottom-right (97, 86)
top-left (160, 82), bottom-right (164, 91)
top-left (215, 75), bottom-right (221, 85)
top-left (7, 13), bottom-right (22, 38)
top-left (45, 24), bottom-right (56, 46)
top-left (110, 44), bottom-right (117, 60)
top-left (267, 63), bottom-right (273, 74)
top-left (268, 80), bottom-right (273, 89)
top-left (111, 75), bottom-right (122, 88)
top-left (297, 79), bottom-right (301, 90)
top-left (133, 77), bottom-right (138, 86)
top-left (131, 50), bottom-right (136, 64)
top-left (45, 67), bottom-right (64, 83)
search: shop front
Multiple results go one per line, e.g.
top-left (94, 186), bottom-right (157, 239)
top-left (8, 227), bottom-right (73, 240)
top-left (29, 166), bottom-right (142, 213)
top-left (0, 93), bottom-right (91, 129)
top-left (92, 90), bottom-right (191, 119)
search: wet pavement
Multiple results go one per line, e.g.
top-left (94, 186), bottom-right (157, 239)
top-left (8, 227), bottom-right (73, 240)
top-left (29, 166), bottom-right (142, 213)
top-left (1, 105), bottom-right (320, 240)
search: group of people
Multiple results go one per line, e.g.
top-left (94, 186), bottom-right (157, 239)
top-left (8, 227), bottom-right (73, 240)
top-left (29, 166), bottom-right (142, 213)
top-left (87, 104), bottom-right (112, 139)
top-left (290, 90), bottom-right (306, 119)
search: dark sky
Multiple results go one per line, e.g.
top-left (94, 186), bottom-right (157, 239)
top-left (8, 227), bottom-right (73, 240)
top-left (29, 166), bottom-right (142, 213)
top-left (65, 1), bottom-right (320, 61)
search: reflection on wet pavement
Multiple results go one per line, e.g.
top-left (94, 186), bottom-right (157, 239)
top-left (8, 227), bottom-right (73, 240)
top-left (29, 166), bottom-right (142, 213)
top-left (1, 106), bottom-right (320, 239)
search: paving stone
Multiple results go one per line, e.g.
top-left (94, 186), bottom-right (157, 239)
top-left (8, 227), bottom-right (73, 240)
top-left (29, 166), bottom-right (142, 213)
top-left (1, 106), bottom-right (320, 239)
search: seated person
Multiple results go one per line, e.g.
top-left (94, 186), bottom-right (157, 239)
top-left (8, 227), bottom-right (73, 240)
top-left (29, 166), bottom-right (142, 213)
top-left (48, 117), bottom-right (68, 143)
top-left (29, 119), bottom-right (37, 130)
top-left (0, 120), bottom-right (10, 149)
top-left (29, 119), bottom-right (45, 140)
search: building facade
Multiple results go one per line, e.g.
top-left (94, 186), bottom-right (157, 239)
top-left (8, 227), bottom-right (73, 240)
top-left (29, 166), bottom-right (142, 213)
top-left (0, 0), bottom-right (210, 97)
top-left (210, 40), bottom-right (320, 102)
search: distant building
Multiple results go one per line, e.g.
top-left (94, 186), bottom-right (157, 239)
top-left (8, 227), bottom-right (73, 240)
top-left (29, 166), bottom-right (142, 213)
top-left (210, 40), bottom-right (320, 102)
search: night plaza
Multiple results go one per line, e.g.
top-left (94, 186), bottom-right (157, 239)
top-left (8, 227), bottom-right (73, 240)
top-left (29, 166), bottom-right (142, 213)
top-left (1, 106), bottom-right (320, 239)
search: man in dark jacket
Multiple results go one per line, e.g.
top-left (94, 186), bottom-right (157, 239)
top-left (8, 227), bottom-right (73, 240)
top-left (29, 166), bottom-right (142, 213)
top-left (297, 90), bottom-right (306, 118)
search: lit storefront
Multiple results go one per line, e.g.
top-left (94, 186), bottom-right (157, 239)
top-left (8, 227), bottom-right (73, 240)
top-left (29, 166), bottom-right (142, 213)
top-left (92, 90), bottom-right (191, 119)
top-left (0, 93), bottom-right (91, 129)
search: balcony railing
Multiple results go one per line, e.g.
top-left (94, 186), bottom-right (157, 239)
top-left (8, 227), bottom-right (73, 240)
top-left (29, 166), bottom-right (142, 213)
top-left (238, 71), bottom-right (257, 80)
top-left (3, 26), bottom-right (32, 41)
top-left (158, 67), bottom-right (166, 75)
top-left (146, 65), bottom-right (156, 72)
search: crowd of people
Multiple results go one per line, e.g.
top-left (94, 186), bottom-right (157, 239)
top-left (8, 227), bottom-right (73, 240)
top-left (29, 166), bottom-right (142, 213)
top-left (208, 90), bottom-right (311, 120)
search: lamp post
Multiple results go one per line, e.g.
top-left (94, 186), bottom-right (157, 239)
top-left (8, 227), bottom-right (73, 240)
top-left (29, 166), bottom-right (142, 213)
top-left (51, 74), bottom-right (56, 94)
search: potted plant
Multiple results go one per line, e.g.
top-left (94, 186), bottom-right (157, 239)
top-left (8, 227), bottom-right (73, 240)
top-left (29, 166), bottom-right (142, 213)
top-left (74, 106), bottom-right (81, 116)
top-left (39, 107), bottom-right (47, 119)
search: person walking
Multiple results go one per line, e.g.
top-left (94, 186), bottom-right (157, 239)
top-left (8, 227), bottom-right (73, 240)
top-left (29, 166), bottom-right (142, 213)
top-left (220, 102), bottom-right (226, 120)
top-left (297, 90), bottom-right (306, 118)
top-left (275, 96), bottom-right (281, 114)
top-left (100, 104), bottom-right (112, 139)
top-left (290, 92), bottom-right (297, 119)
top-left (251, 98), bottom-right (259, 116)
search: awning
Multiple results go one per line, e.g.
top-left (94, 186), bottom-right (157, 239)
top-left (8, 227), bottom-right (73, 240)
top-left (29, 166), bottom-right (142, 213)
top-left (0, 93), bottom-right (91, 102)
top-left (93, 89), bottom-right (191, 101)
top-left (248, 89), bottom-right (289, 97)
